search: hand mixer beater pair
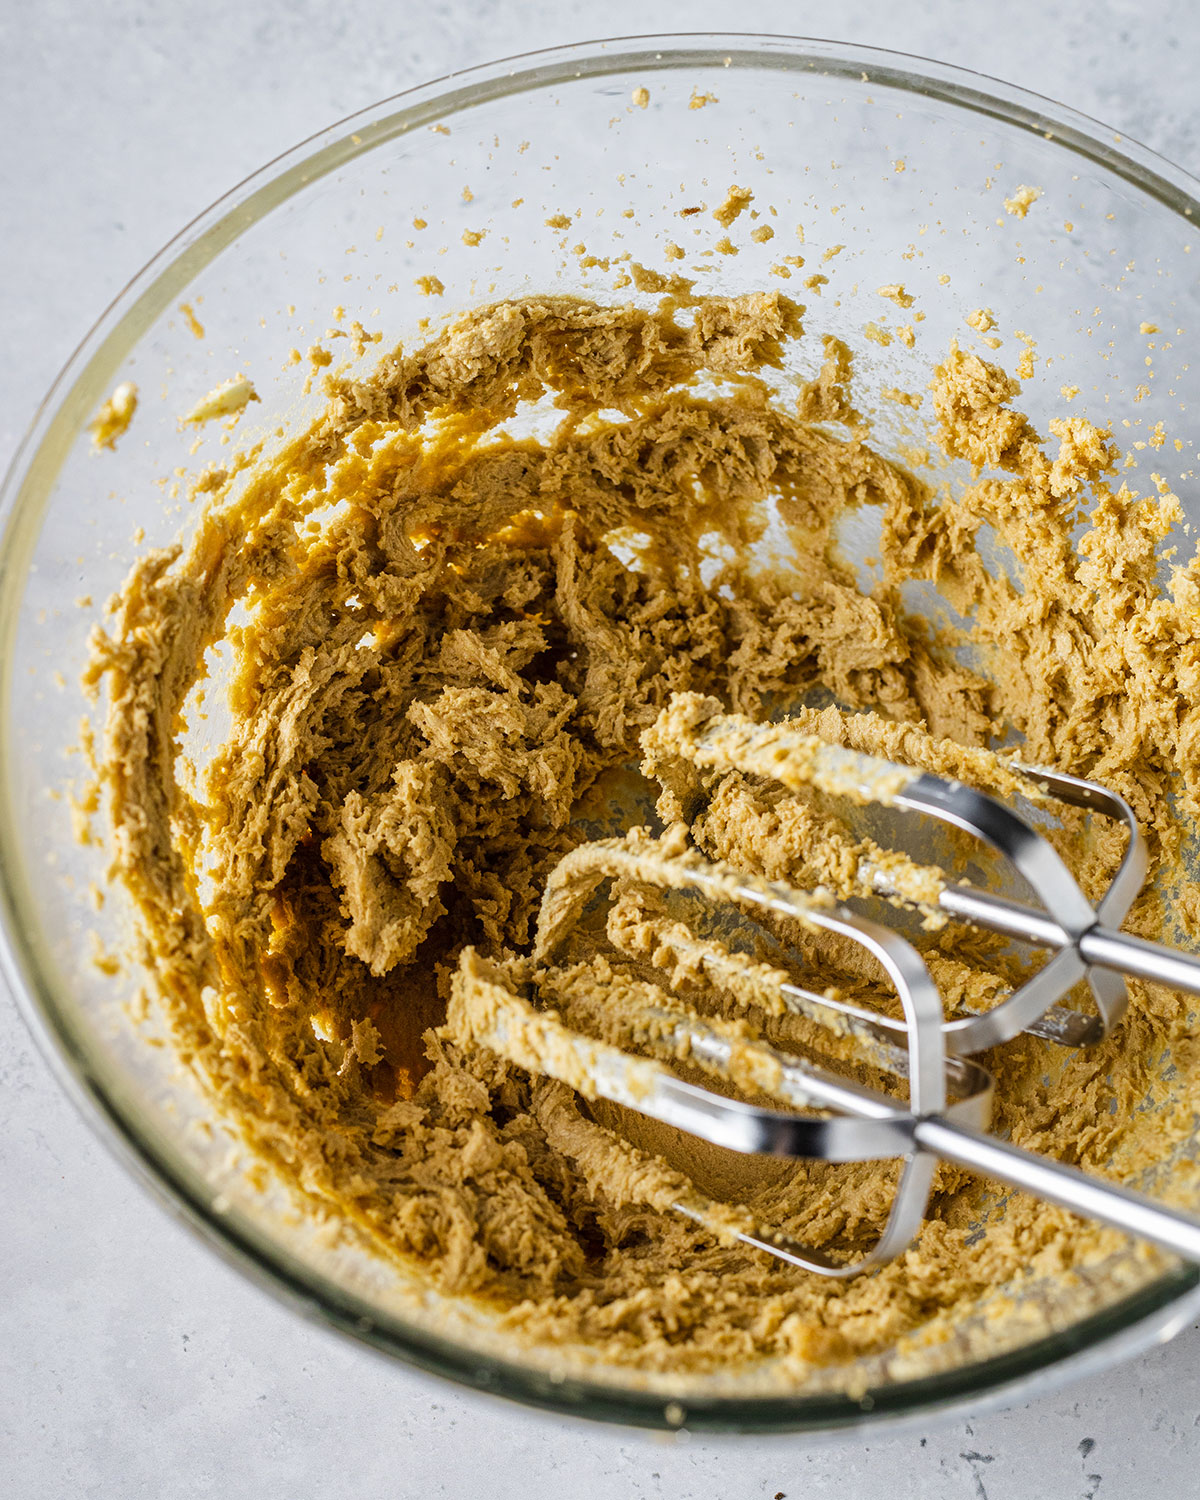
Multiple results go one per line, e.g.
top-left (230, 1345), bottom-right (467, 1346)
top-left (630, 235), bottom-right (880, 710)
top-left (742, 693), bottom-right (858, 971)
top-left (449, 695), bottom-right (1200, 1276)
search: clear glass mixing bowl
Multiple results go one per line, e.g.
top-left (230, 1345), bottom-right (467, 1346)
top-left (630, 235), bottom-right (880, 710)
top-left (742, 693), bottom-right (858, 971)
top-left (6, 34), bottom-right (1200, 1433)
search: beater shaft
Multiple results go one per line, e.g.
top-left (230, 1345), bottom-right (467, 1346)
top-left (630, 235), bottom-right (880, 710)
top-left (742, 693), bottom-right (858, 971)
top-left (914, 1116), bottom-right (1200, 1263)
top-left (926, 884), bottom-right (1200, 995)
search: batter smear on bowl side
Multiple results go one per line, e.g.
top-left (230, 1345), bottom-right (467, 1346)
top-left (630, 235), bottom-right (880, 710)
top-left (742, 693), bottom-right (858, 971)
top-left (85, 287), bottom-right (1200, 1379)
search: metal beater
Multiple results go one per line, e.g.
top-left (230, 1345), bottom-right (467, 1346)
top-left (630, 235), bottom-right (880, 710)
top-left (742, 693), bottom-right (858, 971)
top-left (448, 696), bottom-right (1200, 1277)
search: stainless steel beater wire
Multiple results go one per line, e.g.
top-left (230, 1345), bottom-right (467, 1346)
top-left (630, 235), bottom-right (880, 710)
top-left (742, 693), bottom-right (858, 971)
top-left (675, 861), bottom-right (947, 1114)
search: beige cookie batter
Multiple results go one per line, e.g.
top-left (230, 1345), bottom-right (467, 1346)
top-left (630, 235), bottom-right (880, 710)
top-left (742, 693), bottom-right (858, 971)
top-left (85, 287), bottom-right (1200, 1379)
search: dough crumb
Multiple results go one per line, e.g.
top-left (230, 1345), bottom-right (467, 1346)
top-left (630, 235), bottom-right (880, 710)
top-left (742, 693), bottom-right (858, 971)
top-left (1004, 184), bottom-right (1043, 218)
top-left (183, 375), bottom-right (259, 427)
top-left (88, 381), bottom-right (138, 451)
top-left (179, 303), bottom-right (205, 340)
top-left (878, 283), bottom-right (914, 309)
top-left (713, 184), bottom-right (753, 227)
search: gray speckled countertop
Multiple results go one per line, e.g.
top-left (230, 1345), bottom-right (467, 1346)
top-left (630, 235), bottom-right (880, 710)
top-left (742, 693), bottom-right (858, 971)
top-left (4, 2), bottom-right (1200, 1494)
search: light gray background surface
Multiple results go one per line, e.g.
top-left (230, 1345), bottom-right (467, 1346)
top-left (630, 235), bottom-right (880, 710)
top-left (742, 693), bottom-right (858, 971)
top-left (3, 2), bottom-right (1200, 1495)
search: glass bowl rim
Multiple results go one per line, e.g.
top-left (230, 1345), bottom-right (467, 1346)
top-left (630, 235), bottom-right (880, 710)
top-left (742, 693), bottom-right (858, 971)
top-left (4, 31), bottom-right (1200, 1435)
